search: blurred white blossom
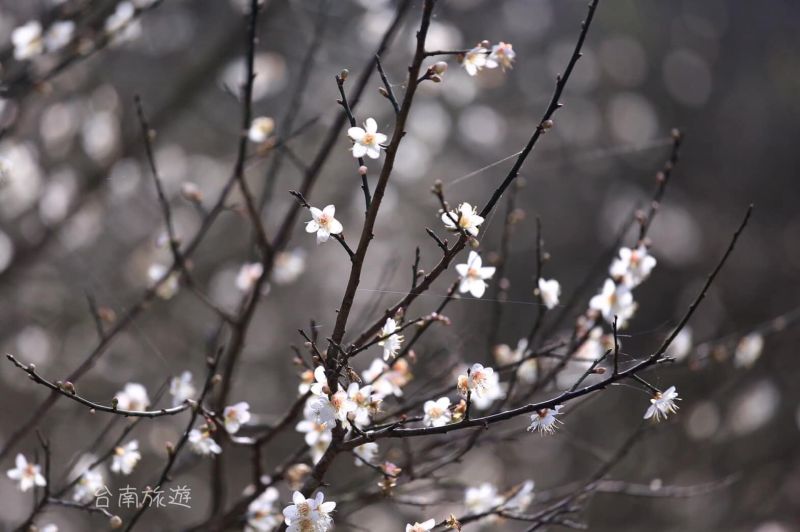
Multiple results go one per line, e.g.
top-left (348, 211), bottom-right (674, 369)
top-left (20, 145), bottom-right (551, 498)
top-left (12, 21), bottom-right (44, 60)
top-left (6, 454), bottom-right (46, 492)
top-left (111, 441), bottom-right (141, 475)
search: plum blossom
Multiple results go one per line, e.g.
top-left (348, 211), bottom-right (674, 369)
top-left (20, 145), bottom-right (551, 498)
top-left (503, 480), bottom-right (535, 512)
top-left (734, 333), bottom-right (764, 368)
top-left (527, 405), bottom-right (563, 434)
top-left (309, 366), bottom-right (330, 396)
top-left (73, 467), bottom-right (105, 503)
top-left (378, 317), bottom-right (404, 360)
top-left (644, 386), bottom-right (680, 422)
top-left (188, 428), bottom-right (222, 456)
top-left (105, 2), bottom-right (136, 35)
top-left (464, 482), bottom-right (501, 514)
top-left (148, 263), bottom-right (180, 299)
top-left (347, 383), bottom-right (381, 427)
top-left (353, 442), bottom-right (379, 466)
top-left (272, 249), bottom-right (306, 285)
top-left (44, 21), bottom-right (75, 52)
top-left (538, 278), bottom-right (561, 309)
top-left (248, 116), bottom-right (275, 143)
top-left (666, 327), bottom-right (693, 363)
top-left (462, 45), bottom-right (488, 76)
top-left (12, 22), bottom-right (44, 60)
top-left (297, 401), bottom-right (332, 440)
top-left (236, 262), bottom-right (264, 292)
top-left (610, 245), bottom-right (657, 288)
top-left (305, 204), bottom-right (343, 244)
top-left (363, 358), bottom-right (412, 397)
top-left (347, 118), bottom-right (387, 159)
top-left (589, 278), bottom-right (637, 327)
top-left (6, 454), bottom-right (46, 492)
top-left (406, 519), bottom-right (436, 532)
top-left (111, 440), bottom-right (141, 475)
top-left (455, 251), bottom-right (495, 298)
top-left (246, 487), bottom-right (281, 531)
top-left (486, 41), bottom-right (516, 70)
top-left (457, 363), bottom-right (495, 398)
top-left (441, 202), bottom-right (484, 236)
top-left (169, 371), bottom-right (196, 407)
top-left (223, 401), bottom-right (252, 434)
top-left (115, 383), bottom-right (150, 411)
top-left (423, 397), bottom-right (452, 427)
top-left (282, 491), bottom-right (336, 532)
top-left (470, 370), bottom-right (505, 410)
top-left (298, 369), bottom-right (315, 395)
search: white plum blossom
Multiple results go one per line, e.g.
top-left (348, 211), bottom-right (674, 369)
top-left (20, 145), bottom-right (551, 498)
top-left (363, 358), bottom-right (412, 397)
top-left (666, 327), bottom-right (693, 363)
top-left (458, 363), bottom-right (495, 398)
top-left (44, 20), bottom-right (75, 52)
top-left (329, 388), bottom-right (357, 426)
top-left (6, 454), bottom-right (46, 492)
top-left (115, 383), bottom-right (150, 411)
top-left (644, 386), bottom-right (680, 422)
top-left (503, 480), bottom-right (535, 512)
top-left (486, 41), bottom-right (516, 70)
top-left (169, 371), bottom-right (196, 407)
top-left (188, 428), bottom-right (222, 456)
top-left (353, 442), bottom-right (379, 466)
top-left (248, 116), bottom-right (275, 143)
top-left (296, 401), bottom-right (333, 452)
top-left (305, 205), bottom-right (343, 244)
top-left (406, 519), bottom-right (436, 532)
top-left (12, 22), bottom-right (44, 60)
top-left (462, 45), bottom-right (488, 76)
top-left (464, 482), bottom-right (501, 514)
top-left (298, 369), bottom-right (315, 395)
top-left (441, 202), bottom-right (484, 236)
top-left (282, 491), bottom-right (336, 532)
top-left (423, 397), bottom-right (452, 427)
top-left (610, 245), bottom-right (657, 288)
top-left (455, 251), bottom-right (495, 298)
top-left (105, 2), bottom-right (136, 35)
top-left (223, 401), bottom-right (252, 434)
top-left (246, 487), bottom-right (281, 531)
top-left (589, 278), bottom-right (637, 327)
top-left (147, 263), bottom-right (180, 300)
top-left (272, 249), bottom-right (306, 285)
top-left (236, 262), bottom-right (264, 292)
top-left (527, 405), bottom-right (563, 434)
top-left (378, 317), bottom-right (404, 361)
top-left (310, 366), bottom-right (330, 396)
top-left (538, 278), bottom-right (561, 309)
top-left (73, 467), bottom-right (105, 503)
top-left (111, 440), bottom-right (141, 475)
top-left (347, 117), bottom-right (387, 159)
top-left (470, 370), bottom-right (505, 410)
top-left (734, 333), bottom-right (764, 368)
top-left (310, 439), bottom-right (331, 465)
top-left (347, 383), bottom-right (381, 427)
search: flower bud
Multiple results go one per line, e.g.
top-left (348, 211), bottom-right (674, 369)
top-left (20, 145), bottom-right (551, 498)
top-left (339, 69), bottom-right (349, 81)
top-left (109, 515), bottom-right (123, 529)
top-left (181, 181), bottom-right (203, 203)
top-left (431, 61), bottom-right (448, 75)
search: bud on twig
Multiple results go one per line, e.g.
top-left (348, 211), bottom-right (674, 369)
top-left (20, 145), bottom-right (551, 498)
top-left (339, 69), bottom-right (349, 81)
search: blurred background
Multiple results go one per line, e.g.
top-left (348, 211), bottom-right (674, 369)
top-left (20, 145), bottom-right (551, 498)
top-left (0, 0), bottom-right (799, 530)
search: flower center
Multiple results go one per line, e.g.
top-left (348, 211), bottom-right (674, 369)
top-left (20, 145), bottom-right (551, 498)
top-left (467, 267), bottom-right (480, 279)
top-left (362, 132), bottom-right (375, 145)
